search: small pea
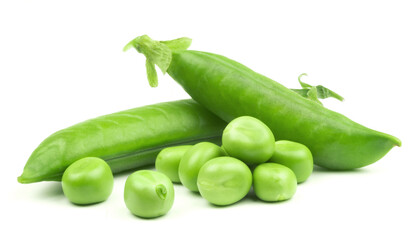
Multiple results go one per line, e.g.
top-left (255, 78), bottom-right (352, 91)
top-left (197, 157), bottom-right (252, 206)
top-left (155, 145), bottom-right (192, 183)
top-left (62, 157), bottom-right (113, 205)
top-left (178, 142), bottom-right (225, 192)
top-left (253, 163), bottom-right (297, 202)
top-left (124, 170), bottom-right (174, 218)
top-left (222, 116), bottom-right (275, 165)
top-left (269, 140), bottom-right (313, 183)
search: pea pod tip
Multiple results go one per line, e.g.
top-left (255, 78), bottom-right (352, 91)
top-left (393, 136), bottom-right (402, 147)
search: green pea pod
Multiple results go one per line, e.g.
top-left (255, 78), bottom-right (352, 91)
top-left (125, 35), bottom-right (401, 170)
top-left (18, 99), bottom-right (226, 183)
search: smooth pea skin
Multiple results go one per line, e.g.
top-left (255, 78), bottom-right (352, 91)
top-left (124, 170), bottom-right (174, 218)
top-left (155, 145), bottom-right (192, 183)
top-left (253, 163), bottom-right (297, 202)
top-left (178, 142), bottom-right (225, 192)
top-left (62, 157), bottom-right (113, 205)
top-left (269, 140), bottom-right (313, 183)
top-left (222, 116), bottom-right (275, 165)
top-left (197, 157), bottom-right (252, 206)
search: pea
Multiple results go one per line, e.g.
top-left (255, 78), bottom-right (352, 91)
top-left (178, 142), bottom-right (225, 192)
top-left (124, 170), bottom-right (174, 218)
top-left (61, 157), bottom-right (113, 205)
top-left (269, 140), bottom-right (313, 183)
top-left (155, 145), bottom-right (192, 183)
top-left (222, 116), bottom-right (275, 165)
top-left (197, 157), bottom-right (252, 206)
top-left (253, 163), bottom-right (297, 202)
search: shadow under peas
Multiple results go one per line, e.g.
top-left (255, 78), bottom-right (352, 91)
top-left (186, 189), bottom-right (201, 197)
top-left (37, 181), bottom-right (64, 198)
top-left (313, 165), bottom-right (370, 174)
top-left (69, 199), bottom-right (109, 207)
top-left (126, 210), bottom-right (170, 221)
top-left (244, 186), bottom-right (258, 202)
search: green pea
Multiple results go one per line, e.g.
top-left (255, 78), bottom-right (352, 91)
top-left (124, 170), bottom-right (174, 218)
top-left (253, 163), bottom-right (297, 202)
top-left (178, 142), bottom-right (225, 192)
top-left (62, 157), bottom-right (113, 205)
top-left (222, 116), bottom-right (275, 165)
top-left (155, 145), bottom-right (192, 183)
top-left (269, 140), bottom-right (313, 183)
top-left (197, 157), bottom-right (252, 206)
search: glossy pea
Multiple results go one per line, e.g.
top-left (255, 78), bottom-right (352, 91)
top-left (62, 157), bottom-right (113, 205)
top-left (269, 140), bottom-right (313, 183)
top-left (222, 116), bottom-right (275, 165)
top-left (155, 145), bottom-right (192, 183)
top-left (178, 142), bottom-right (224, 192)
top-left (124, 170), bottom-right (174, 218)
top-left (253, 163), bottom-right (297, 202)
top-left (197, 157), bottom-right (252, 206)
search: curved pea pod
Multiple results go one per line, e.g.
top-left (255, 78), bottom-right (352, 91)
top-left (18, 99), bottom-right (226, 183)
top-left (125, 35), bottom-right (401, 170)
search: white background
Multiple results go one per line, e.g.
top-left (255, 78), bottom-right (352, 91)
top-left (1, 0), bottom-right (417, 239)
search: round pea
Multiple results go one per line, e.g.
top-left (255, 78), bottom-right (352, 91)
top-left (155, 145), bottom-right (192, 183)
top-left (124, 170), bottom-right (174, 218)
top-left (269, 140), bottom-right (313, 183)
top-left (62, 157), bottom-right (113, 205)
top-left (197, 157), bottom-right (252, 206)
top-left (178, 142), bottom-right (225, 192)
top-left (253, 163), bottom-right (297, 202)
top-left (222, 116), bottom-right (275, 165)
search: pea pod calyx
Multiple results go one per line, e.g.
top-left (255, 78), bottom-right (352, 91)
top-left (291, 73), bottom-right (344, 105)
top-left (124, 35), bottom-right (192, 87)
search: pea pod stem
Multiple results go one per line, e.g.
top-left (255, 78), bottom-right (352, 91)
top-left (124, 35), bottom-right (192, 87)
top-left (291, 73), bottom-right (344, 104)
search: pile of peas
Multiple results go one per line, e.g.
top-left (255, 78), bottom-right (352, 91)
top-left (61, 116), bottom-right (313, 218)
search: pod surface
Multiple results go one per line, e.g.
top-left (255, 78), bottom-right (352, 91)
top-left (18, 99), bottom-right (226, 183)
top-left (168, 50), bottom-right (401, 169)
